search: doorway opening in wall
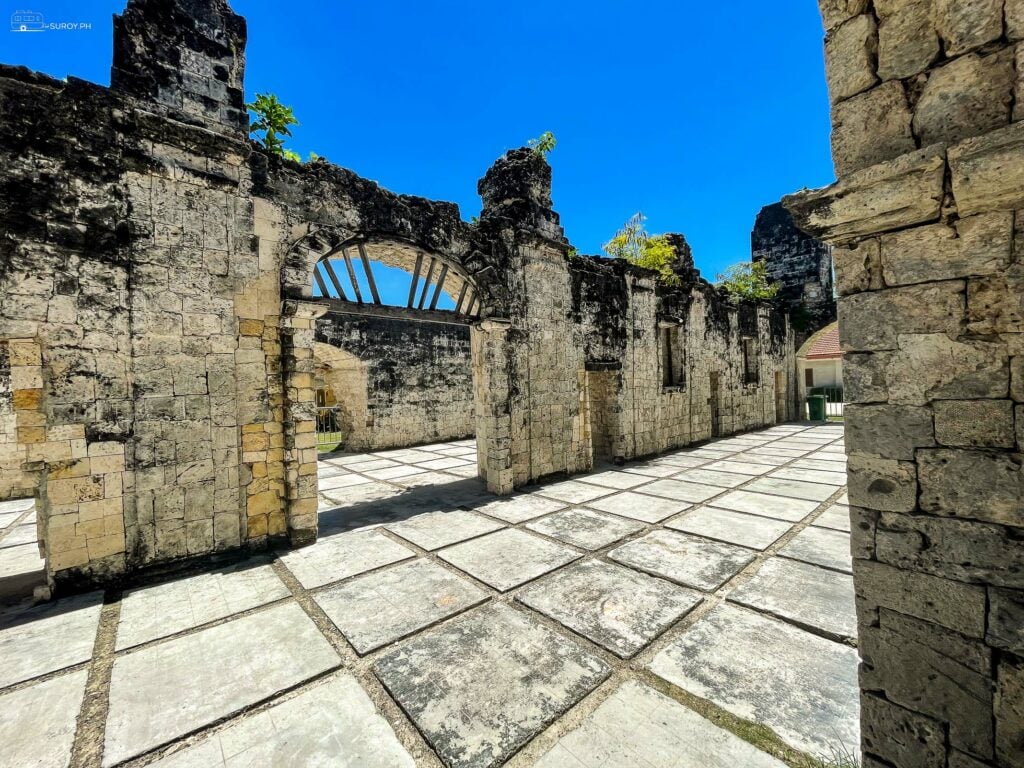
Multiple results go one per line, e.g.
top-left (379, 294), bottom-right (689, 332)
top-left (709, 371), bottom-right (721, 437)
top-left (0, 340), bottom-right (45, 604)
top-left (307, 238), bottom-right (491, 535)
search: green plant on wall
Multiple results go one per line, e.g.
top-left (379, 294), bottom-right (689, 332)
top-left (528, 130), bottom-right (557, 157)
top-left (715, 260), bottom-right (781, 302)
top-left (603, 212), bottom-right (680, 287)
top-left (247, 92), bottom-right (300, 159)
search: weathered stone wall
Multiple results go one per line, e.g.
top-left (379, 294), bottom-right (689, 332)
top-left (752, 201), bottom-right (836, 345)
top-left (314, 313), bottom-right (474, 451)
top-left (0, 0), bottom-right (798, 592)
top-left (570, 251), bottom-right (795, 463)
top-left (788, 3), bottom-right (1024, 766)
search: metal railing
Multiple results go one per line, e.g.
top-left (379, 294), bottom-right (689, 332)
top-left (316, 406), bottom-right (345, 453)
top-left (808, 386), bottom-right (845, 419)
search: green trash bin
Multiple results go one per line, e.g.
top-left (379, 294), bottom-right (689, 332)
top-left (807, 394), bottom-right (826, 421)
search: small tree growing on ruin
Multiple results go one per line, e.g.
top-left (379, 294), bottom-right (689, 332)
top-left (715, 261), bottom-right (780, 302)
top-left (604, 212), bottom-right (680, 287)
top-left (247, 92), bottom-right (301, 161)
top-left (528, 131), bottom-right (557, 157)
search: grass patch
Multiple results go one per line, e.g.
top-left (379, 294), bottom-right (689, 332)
top-left (316, 431), bottom-right (345, 454)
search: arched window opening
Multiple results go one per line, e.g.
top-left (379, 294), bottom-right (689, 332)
top-left (311, 240), bottom-right (481, 318)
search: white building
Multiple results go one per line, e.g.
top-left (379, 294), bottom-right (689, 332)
top-left (797, 321), bottom-right (843, 417)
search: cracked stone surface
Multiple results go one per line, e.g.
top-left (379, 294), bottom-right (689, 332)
top-left (438, 529), bottom-right (580, 592)
top-left (728, 557), bottom-right (857, 641)
top-left (517, 559), bottom-right (702, 657)
top-left (649, 603), bottom-right (860, 758)
top-left (525, 507), bottom-right (643, 550)
top-left (315, 558), bottom-right (488, 654)
top-left (609, 530), bottom-right (756, 591)
top-left (374, 602), bottom-right (610, 768)
top-left (146, 673), bottom-right (415, 767)
top-left (0, 426), bottom-right (857, 768)
top-left (533, 680), bottom-right (788, 768)
top-left (665, 506), bottom-right (793, 550)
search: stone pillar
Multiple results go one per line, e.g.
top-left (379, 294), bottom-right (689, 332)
top-left (111, 0), bottom-right (248, 137)
top-left (279, 301), bottom-right (327, 546)
top-left (787, 4), bottom-right (1024, 766)
top-left (472, 319), bottom-right (514, 495)
top-left (477, 149), bottom-right (590, 487)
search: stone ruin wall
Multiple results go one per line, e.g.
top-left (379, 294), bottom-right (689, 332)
top-left (752, 201), bottom-right (836, 346)
top-left (787, 1), bottom-right (1024, 766)
top-left (314, 313), bottom-right (475, 451)
top-left (0, 0), bottom-right (796, 594)
top-left (571, 255), bottom-right (795, 463)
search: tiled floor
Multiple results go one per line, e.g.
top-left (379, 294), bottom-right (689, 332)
top-left (0, 424), bottom-right (857, 768)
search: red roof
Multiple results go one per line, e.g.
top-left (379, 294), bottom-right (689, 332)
top-left (799, 322), bottom-right (842, 360)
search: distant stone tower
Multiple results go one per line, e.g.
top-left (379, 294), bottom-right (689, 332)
top-left (751, 201), bottom-right (835, 346)
top-left (111, 0), bottom-right (248, 137)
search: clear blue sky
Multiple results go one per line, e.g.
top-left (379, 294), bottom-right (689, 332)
top-left (4, 0), bottom-right (834, 281)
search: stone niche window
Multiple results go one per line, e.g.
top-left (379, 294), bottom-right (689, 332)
top-left (661, 325), bottom-right (686, 391)
top-left (742, 337), bottom-right (759, 385)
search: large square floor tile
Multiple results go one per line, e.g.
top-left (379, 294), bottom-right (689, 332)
top-left (648, 603), bottom-right (860, 758)
top-left (779, 526), bottom-right (853, 574)
top-left (533, 480), bottom-right (614, 505)
top-left (116, 557), bottom-right (289, 649)
top-left (0, 592), bottom-right (103, 688)
top-left (146, 672), bottom-right (414, 767)
top-left (729, 557), bottom-right (856, 641)
top-left (671, 468), bottom-right (748, 489)
top-left (0, 670), bottom-right (87, 768)
top-left (373, 602), bottom-right (609, 768)
top-left (384, 510), bottom-right (504, 551)
top-left (104, 603), bottom-right (340, 766)
top-left (315, 558), bottom-right (487, 654)
top-left (525, 507), bottom-right (643, 550)
top-left (709, 490), bottom-right (820, 522)
top-left (665, 507), bottom-right (792, 550)
top-left (609, 530), bottom-right (755, 591)
top-left (438, 529), bottom-right (580, 592)
top-left (744, 477), bottom-right (835, 502)
top-left (279, 529), bottom-right (415, 589)
top-left (517, 560), bottom-right (701, 658)
top-left (585, 491), bottom-right (690, 523)
top-left (533, 680), bottom-right (787, 768)
top-left (812, 503), bottom-right (852, 533)
top-left (468, 494), bottom-right (566, 524)
top-left (639, 479), bottom-right (724, 504)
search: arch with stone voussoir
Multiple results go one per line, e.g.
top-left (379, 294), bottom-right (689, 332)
top-left (277, 218), bottom-right (518, 547)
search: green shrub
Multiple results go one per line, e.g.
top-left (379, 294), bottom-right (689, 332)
top-left (603, 212), bottom-right (680, 287)
top-left (716, 260), bottom-right (780, 302)
top-left (528, 130), bottom-right (557, 157)
top-left (247, 92), bottom-right (300, 158)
